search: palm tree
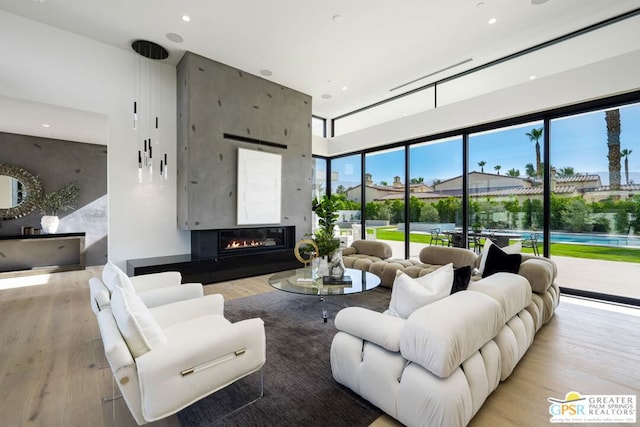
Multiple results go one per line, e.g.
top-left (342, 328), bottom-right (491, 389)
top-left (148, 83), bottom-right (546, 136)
top-left (494, 165), bottom-right (502, 175)
top-left (558, 166), bottom-right (575, 177)
top-left (621, 148), bottom-right (633, 185)
top-left (525, 127), bottom-right (543, 177)
top-left (410, 177), bottom-right (425, 184)
top-left (478, 161), bottom-right (486, 173)
top-left (507, 168), bottom-right (520, 177)
top-left (525, 163), bottom-right (536, 178)
top-left (605, 109), bottom-right (621, 191)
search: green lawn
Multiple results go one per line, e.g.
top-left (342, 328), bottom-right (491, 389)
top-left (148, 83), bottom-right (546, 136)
top-left (373, 228), bottom-right (640, 264)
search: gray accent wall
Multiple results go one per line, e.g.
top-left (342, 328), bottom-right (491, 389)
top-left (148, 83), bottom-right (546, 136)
top-left (177, 52), bottom-right (313, 241)
top-left (0, 132), bottom-right (107, 266)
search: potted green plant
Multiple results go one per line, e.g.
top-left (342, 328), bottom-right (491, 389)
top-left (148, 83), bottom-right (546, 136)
top-left (35, 181), bottom-right (80, 234)
top-left (311, 194), bottom-right (341, 257)
top-left (312, 194), bottom-right (343, 278)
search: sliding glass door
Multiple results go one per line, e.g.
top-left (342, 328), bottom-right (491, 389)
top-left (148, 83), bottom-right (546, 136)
top-left (550, 103), bottom-right (640, 300)
top-left (409, 137), bottom-right (463, 257)
top-left (365, 148), bottom-right (406, 258)
top-left (468, 122), bottom-right (545, 253)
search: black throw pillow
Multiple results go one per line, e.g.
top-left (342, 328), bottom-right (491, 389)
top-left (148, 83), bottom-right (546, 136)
top-left (482, 244), bottom-right (522, 278)
top-left (451, 266), bottom-right (472, 294)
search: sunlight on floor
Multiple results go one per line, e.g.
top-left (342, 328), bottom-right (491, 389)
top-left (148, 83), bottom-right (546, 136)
top-left (561, 295), bottom-right (640, 317)
top-left (0, 273), bottom-right (52, 290)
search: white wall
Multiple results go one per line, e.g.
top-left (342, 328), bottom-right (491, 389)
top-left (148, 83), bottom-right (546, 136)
top-left (324, 50), bottom-right (640, 156)
top-left (0, 11), bottom-right (189, 268)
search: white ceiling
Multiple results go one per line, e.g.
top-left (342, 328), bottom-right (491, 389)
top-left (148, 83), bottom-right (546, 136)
top-left (0, 0), bottom-right (639, 123)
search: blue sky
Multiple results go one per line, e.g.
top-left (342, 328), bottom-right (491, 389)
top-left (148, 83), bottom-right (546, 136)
top-left (334, 102), bottom-right (640, 188)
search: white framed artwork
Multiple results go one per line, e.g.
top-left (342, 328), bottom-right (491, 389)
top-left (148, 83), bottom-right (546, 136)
top-left (237, 147), bottom-right (282, 225)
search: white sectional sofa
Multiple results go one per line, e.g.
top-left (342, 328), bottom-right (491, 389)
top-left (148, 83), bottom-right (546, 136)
top-left (330, 245), bottom-right (560, 427)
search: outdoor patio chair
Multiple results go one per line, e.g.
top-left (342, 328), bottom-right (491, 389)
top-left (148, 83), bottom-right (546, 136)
top-left (522, 233), bottom-right (540, 256)
top-left (430, 228), bottom-right (450, 247)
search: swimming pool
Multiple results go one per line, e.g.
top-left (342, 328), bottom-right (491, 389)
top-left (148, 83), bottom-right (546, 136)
top-left (549, 232), bottom-right (640, 248)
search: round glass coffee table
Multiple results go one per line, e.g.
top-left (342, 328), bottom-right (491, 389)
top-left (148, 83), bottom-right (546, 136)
top-left (268, 267), bottom-right (381, 322)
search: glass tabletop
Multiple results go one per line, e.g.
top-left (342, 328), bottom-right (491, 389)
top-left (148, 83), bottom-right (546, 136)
top-left (268, 267), bottom-right (381, 296)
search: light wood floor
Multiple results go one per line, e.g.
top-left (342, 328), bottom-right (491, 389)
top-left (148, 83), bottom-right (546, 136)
top-left (0, 268), bottom-right (638, 427)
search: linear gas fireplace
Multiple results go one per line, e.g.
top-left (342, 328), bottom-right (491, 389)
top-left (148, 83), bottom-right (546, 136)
top-left (191, 226), bottom-right (295, 258)
top-left (219, 227), bottom-right (288, 255)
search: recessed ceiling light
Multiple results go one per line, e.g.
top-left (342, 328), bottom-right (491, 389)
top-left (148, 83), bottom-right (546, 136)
top-left (529, 75), bottom-right (537, 80)
top-left (488, 17), bottom-right (497, 25)
top-left (181, 15), bottom-right (191, 22)
top-left (321, 94), bottom-right (332, 100)
top-left (166, 33), bottom-right (183, 43)
top-left (42, 123), bottom-right (50, 128)
top-left (260, 69), bottom-right (273, 77)
top-left (332, 15), bottom-right (343, 23)
top-left (531, 0), bottom-right (549, 5)
top-left (476, 2), bottom-right (485, 7)
top-left (342, 86), bottom-right (348, 91)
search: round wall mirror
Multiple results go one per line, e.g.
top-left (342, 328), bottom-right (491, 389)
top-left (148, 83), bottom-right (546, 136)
top-left (0, 164), bottom-right (42, 220)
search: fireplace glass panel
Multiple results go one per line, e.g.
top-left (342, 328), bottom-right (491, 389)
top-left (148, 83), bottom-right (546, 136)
top-left (218, 227), bottom-right (287, 254)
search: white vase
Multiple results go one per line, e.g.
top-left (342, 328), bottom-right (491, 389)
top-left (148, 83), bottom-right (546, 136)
top-left (41, 215), bottom-right (60, 234)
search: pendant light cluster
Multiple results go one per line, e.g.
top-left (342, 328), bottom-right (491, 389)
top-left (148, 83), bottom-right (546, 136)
top-left (132, 39), bottom-right (169, 184)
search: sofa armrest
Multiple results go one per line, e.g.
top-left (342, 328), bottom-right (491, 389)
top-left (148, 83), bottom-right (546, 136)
top-left (130, 271), bottom-right (183, 292)
top-left (518, 258), bottom-right (555, 293)
top-left (351, 240), bottom-right (393, 259)
top-left (419, 246), bottom-right (478, 268)
top-left (137, 282), bottom-right (204, 309)
top-left (97, 308), bottom-right (135, 371)
top-left (149, 293), bottom-right (224, 328)
top-left (89, 277), bottom-right (111, 314)
top-left (334, 307), bottom-right (405, 352)
top-left (342, 247), bottom-right (357, 256)
top-left (136, 316), bottom-right (266, 421)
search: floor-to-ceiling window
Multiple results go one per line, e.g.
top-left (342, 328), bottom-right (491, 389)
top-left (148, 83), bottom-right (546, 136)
top-left (323, 94), bottom-right (640, 305)
top-left (550, 103), bottom-right (640, 301)
top-left (468, 122), bottom-right (545, 253)
top-left (330, 154), bottom-right (362, 246)
top-left (409, 137), bottom-right (463, 258)
top-left (364, 148), bottom-right (406, 257)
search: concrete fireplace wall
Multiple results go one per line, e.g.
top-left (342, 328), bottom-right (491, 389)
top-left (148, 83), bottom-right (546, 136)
top-left (177, 52), bottom-right (313, 241)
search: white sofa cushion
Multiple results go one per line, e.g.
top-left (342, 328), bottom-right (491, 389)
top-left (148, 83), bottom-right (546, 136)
top-left (334, 307), bottom-right (406, 352)
top-left (102, 261), bottom-right (134, 292)
top-left (400, 290), bottom-right (503, 378)
top-left (388, 263), bottom-right (453, 319)
top-left (467, 273), bottom-right (532, 321)
top-left (111, 286), bottom-right (167, 358)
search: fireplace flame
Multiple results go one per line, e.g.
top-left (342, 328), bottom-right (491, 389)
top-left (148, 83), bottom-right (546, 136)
top-left (226, 239), bottom-right (264, 249)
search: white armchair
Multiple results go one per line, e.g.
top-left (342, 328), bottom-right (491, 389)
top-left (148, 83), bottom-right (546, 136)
top-left (89, 261), bottom-right (203, 314)
top-left (97, 287), bottom-right (266, 425)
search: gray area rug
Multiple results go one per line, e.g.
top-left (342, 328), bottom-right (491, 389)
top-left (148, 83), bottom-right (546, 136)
top-left (177, 286), bottom-right (392, 427)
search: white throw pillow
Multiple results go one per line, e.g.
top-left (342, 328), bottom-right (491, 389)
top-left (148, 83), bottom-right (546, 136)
top-left (478, 239), bottom-right (521, 275)
top-left (102, 261), bottom-right (134, 292)
top-left (388, 263), bottom-right (454, 319)
top-left (110, 286), bottom-right (167, 358)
